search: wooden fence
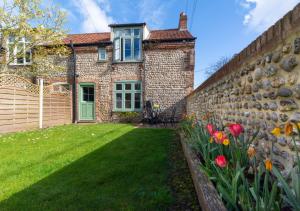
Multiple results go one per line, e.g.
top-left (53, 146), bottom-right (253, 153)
top-left (0, 74), bottom-right (72, 133)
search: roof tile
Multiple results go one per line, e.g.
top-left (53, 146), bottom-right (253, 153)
top-left (64, 29), bottom-right (195, 45)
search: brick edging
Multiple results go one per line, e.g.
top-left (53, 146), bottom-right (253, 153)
top-left (179, 133), bottom-right (227, 211)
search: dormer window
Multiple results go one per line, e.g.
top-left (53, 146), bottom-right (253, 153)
top-left (113, 28), bottom-right (142, 62)
top-left (7, 36), bottom-right (32, 65)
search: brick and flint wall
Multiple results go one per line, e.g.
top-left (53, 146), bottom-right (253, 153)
top-left (187, 3), bottom-right (300, 175)
top-left (69, 40), bottom-right (195, 122)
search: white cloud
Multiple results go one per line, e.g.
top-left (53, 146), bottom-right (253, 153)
top-left (138, 0), bottom-right (168, 28)
top-left (241, 0), bottom-right (300, 32)
top-left (72, 0), bottom-right (114, 33)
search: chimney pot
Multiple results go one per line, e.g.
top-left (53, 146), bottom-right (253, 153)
top-left (178, 12), bottom-right (188, 31)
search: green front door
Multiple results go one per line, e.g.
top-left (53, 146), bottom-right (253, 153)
top-left (79, 84), bottom-right (95, 121)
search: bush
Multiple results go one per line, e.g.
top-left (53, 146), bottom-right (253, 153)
top-left (117, 112), bottom-right (140, 123)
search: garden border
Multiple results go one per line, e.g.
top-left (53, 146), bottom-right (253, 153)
top-left (179, 133), bottom-right (226, 211)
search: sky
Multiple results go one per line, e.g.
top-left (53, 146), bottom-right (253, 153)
top-left (54, 0), bottom-right (300, 87)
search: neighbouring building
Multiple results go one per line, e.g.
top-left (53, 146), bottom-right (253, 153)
top-left (4, 13), bottom-right (196, 123)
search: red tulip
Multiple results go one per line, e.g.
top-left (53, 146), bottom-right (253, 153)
top-left (206, 124), bottom-right (215, 136)
top-left (215, 155), bottom-right (227, 168)
top-left (213, 131), bottom-right (227, 144)
top-left (228, 123), bottom-right (244, 137)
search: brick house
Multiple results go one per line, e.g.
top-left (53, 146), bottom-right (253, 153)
top-left (6, 13), bottom-right (196, 123)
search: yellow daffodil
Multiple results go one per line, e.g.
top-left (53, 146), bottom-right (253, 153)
top-left (222, 139), bottom-right (230, 146)
top-left (271, 127), bottom-right (281, 137)
top-left (265, 159), bottom-right (273, 171)
top-left (247, 146), bottom-right (256, 158)
top-left (285, 122), bottom-right (293, 136)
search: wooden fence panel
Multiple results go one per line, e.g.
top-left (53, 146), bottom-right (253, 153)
top-left (0, 75), bottom-right (72, 133)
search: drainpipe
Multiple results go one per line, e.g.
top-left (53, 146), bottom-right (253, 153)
top-left (70, 40), bottom-right (77, 123)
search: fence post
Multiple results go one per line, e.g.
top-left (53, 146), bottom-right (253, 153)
top-left (39, 78), bottom-right (44, 129)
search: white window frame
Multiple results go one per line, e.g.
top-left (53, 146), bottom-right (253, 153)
top-left (113, 28), bottom-right (142, 62)
top-left (98, 48), bottom-right (107, 61)
top-left (7, 37), bottom-right (32, 66)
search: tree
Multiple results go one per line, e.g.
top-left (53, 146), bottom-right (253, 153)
top-left (205, 56), bottom-right (232, 77)
top-left (0, 0), bottom-right (70, 77)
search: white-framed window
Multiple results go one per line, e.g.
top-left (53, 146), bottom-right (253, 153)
top-left (7, 37), bottom-right (32, 65)
top-left (98, 48), bottom-right (106, 61)
top-left (113, 28), bottom-right (142, 62)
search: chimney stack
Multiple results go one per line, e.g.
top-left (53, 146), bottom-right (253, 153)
top-left (178, 12), bottom-right (188, 31)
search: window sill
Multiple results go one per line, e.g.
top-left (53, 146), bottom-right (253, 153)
top-left (8, 63), bottom-right (32, 66)
top-left (112, 60), bottom-right (143, 64)
top-left (112, 110), bottom-right (142, 113)
top-left (96, 60), bottom-right (107, 63)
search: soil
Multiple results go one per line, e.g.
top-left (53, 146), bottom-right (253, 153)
top-left (168, 133), bottom-right (201, 211)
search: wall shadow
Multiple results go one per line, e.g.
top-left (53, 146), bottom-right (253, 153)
top-left (0, 128), bottom-right (174, 210)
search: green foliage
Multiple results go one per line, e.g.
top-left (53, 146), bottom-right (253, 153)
top-left (117, 111), bottom-right (140, 123)
top-left (180, 116), bottom-right (283, 210)
top-left (0, 0), bottom-right (70, 76)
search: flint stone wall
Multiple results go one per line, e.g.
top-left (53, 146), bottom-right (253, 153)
top-left (187, 3), bottom-right (300, 175)
top-left (74, 42), bottom-right (195, 122)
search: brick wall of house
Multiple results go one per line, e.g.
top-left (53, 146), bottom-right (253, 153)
top-left (72, 41), bottom-right (195, 122)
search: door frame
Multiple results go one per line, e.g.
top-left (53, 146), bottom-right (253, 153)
top-left (78, 82), bottom-right (96, 121)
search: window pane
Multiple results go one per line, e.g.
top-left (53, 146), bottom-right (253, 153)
top-left (134, 29), bottom-right (140, 36)
top-left (124, 29), bottom-right (131, 36)
top-left (16, 43), bottom-right (24, 64)
top-left (116, 84), bottom-right (122, 90)
top-left (124, 38), bottom-right (131, 60)
top-left (134, 38), bottom-right (140, 59)
top-left (88, 87), bottom-right (94, 95)
top-left (8, 44), bottom-right (14, 62)
top-left (114, 38), bottom-right (120, 60)
top-left (125, 93), bottom-right (131, 109)
top-left (125, 83), bottom-right (131, 90)
top-left (83, 94), bottom-right (89, 101)
top-left (135, 83), bottom-right (141, 90)
top-left (134, 93), bottom-right (141, 109)
top-left (116, 93), bottom-right (122, 109)
top-left (99, 48), bottom-right (106, 60)
top-left (25, 50), bottom-right (31, 63)
top-left (8, 36), bottom-right (15, 43)
top-left (89, 94), bottom-right (94, 102)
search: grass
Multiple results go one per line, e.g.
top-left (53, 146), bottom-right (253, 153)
top-left (0, 124), bottom-right (199, 210)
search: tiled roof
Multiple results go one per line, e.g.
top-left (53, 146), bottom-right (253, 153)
top-left (64, 32), bottom-right (111, 45)
top-left (64, 29), bottom-right (195, 45)
top-left (147, 29), bottom-right (195, 41)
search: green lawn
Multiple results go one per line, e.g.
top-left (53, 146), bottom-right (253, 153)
top-left (0, 124), bottom-right (199, 210)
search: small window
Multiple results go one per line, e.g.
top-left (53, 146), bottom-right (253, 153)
top-left (98, 48), bottom-right (106, 61)
top-left (114, 81), bottom-right (142, 111)
top-left (7, 36), bottom-right (32, 65)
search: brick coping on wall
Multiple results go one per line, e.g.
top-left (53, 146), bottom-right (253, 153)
top-left (189, 3), bottom-right (300, 97)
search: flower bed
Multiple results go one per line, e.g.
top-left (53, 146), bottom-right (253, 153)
top-left (180, 113), bottom-right (300, 210)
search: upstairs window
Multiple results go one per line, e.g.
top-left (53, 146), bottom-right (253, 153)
top-left (98, 48), bottom-right (106, 61)
top-left (7, 37), bottom-right (32, 65)
top-left (113, 28), bottom-right (142, 62)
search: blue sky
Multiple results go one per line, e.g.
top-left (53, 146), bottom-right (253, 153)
top-left (55, 0), bottom-right (300, 87)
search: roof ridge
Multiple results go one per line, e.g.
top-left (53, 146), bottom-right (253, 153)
top-left (67, 32), bottom-right (110, 36)
top-left (150, 28), bottom-right (179, 32)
